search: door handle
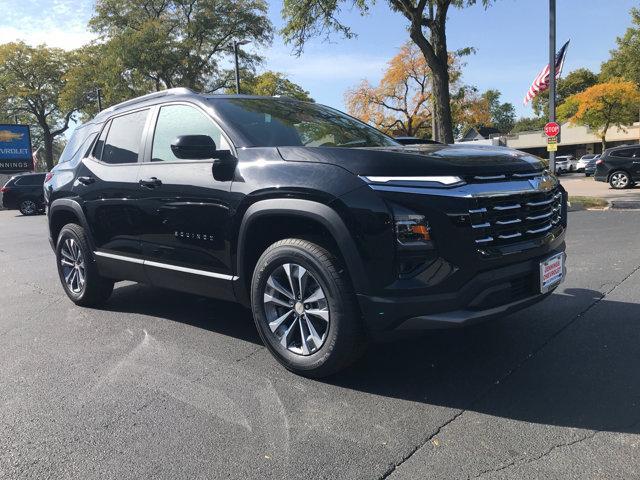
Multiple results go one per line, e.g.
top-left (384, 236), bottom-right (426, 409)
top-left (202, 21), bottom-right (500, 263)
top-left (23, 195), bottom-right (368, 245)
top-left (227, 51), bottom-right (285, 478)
top-left (77, 176), bottom-right (95, 185)
top-left (139, 177), bottom-right (162, 188)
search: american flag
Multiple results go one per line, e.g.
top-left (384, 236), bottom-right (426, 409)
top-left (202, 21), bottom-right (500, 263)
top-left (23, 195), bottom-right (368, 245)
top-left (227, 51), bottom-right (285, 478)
top-left (523, 40), bottom-right (570, 106)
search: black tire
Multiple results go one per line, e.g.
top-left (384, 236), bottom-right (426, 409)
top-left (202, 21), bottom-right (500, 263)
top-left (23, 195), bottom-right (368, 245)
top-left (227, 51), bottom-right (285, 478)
top-left (251, 238), bottom-right (366, 378)
top-left (19, 199), bottom-right (38, 216)
top-left (609, 170), bottom-right (631, 189)
top-left (56, 223), bottom-right (114, 307)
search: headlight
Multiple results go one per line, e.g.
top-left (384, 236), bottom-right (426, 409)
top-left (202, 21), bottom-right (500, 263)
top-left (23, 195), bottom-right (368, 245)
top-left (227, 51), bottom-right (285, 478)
top-left (360, 175), bottom-right (465, 187)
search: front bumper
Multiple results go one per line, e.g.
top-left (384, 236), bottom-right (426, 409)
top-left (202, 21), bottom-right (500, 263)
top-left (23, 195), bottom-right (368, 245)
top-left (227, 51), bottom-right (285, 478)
top-left (358, 249), bottom-right (566, 331)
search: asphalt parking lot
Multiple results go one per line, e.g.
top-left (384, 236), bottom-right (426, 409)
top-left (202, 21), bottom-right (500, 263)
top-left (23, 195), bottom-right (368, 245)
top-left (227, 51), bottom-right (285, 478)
top-left (559, 171), bottom-right (640, 204)
top-left (1, 209), bottom-right (639, 479)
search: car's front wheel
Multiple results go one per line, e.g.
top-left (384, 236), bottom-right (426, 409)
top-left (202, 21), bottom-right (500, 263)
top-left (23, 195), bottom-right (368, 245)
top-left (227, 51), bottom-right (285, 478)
top-left (609, 171), bottom-right (631, 189)
top-left (251, 238), bottom-right (366, 378)
top-left (56, 224), bottom-right (114, 306)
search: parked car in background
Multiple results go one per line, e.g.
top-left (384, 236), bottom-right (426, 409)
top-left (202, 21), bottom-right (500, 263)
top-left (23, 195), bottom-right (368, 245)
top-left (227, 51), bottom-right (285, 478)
top-left (394, 136), bottom-right (443, 146)
top-left (554, 157), bottom-right (569, 174)
top-left (1, 172), bottom-right (46, 215)
top-left (584, 155), bottom-right (599, 177)
top-left (595, 145), bottom-right (640, 189)
top-left (554, 155), bottom-right (576, 174)
top-left (576, 154), bottom-right (597, 172)
top-left (44, 89), bottom-right (567, 377)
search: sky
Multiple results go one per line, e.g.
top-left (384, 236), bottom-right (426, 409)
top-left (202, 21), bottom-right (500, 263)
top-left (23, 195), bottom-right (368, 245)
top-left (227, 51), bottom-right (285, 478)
top-left (0, 0), bottom-right (637, 119)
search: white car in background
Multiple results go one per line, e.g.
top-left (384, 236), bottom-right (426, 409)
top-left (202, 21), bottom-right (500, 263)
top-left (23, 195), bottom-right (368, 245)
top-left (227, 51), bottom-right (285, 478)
top-left (576, 154), bottom-right (597, 172)
top-left (554, 155), bottom-right (577, 174)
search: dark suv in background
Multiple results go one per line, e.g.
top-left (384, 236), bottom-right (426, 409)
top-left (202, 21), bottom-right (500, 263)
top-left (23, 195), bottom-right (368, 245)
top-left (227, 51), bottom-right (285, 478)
top-left (45, 88), bottom-right (567, 377)
top-left (595, 145), bottom-right (640, 189)
top-left (1, 173), bottom-right (46, 215)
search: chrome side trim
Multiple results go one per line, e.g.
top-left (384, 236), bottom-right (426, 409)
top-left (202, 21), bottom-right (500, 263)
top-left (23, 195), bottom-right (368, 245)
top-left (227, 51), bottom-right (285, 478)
top-left (145, 260), bottom-right (238, 280)
top-left (474, 174), bottom-right (506, 180)
top-left (94, 251), bottom-right (238, 281)
top-left (526, 224), bottom-right (553, 234)
top-left (472, 222), bottom-right (491, 229)
top-left (526, 211), bottom-right (553, 221)
top-left (512, 172), bottom-right (540, 178)
top-left (498, 232), bottom-right (522, 239)
top-left (526, 198), bottom-right (554, 207)
top-left (469, 207), bottom-right (487, 214)
top-left (94, 251), bottom-right (144, 264)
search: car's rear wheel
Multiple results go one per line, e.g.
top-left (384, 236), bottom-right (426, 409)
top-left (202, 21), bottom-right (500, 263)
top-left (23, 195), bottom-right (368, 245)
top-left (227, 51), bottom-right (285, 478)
top-left (251, 238), bottom-right (366, 378)
top-left (19, 199), bottom-right (38, 216)
top-left (609, 171), bottom-right (630, 189)
top-left (56, 224), bottom-right (114, 307)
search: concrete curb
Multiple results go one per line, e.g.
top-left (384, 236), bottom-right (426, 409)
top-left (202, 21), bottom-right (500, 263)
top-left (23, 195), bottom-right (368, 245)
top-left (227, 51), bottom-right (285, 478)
top-left (610, 200), bottom-right (640, 210)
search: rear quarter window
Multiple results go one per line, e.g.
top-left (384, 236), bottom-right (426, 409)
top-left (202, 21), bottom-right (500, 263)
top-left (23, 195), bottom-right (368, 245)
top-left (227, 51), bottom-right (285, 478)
top-left (611, 148), bottom-right (636, 158)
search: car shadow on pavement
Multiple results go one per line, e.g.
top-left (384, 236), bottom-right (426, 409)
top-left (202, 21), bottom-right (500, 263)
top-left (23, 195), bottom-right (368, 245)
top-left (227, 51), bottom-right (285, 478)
top-left (329, 287), bottom-right (640, 435)
top-left (104, 283), bottom-right (262, 346)
top-left (103, 283), bottom-right (640, 435)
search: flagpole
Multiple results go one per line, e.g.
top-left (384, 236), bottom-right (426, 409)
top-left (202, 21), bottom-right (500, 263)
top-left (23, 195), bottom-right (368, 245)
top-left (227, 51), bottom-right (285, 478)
top-left (549, 0), bottom-right (556, 174)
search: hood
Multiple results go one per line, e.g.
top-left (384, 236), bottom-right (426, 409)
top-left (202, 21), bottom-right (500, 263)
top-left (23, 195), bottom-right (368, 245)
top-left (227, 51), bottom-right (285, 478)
top-left (277, 144), bottom-right (546, 178)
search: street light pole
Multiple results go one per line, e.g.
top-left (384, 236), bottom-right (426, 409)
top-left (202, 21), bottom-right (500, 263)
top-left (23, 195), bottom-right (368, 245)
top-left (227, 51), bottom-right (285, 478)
top-left (549, 0), bottom-right (556, 174)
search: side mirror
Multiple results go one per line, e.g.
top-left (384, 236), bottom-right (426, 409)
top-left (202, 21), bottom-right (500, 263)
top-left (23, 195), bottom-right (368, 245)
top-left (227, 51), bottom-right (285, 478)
top-left (170, 135), bottom-right (217, 160)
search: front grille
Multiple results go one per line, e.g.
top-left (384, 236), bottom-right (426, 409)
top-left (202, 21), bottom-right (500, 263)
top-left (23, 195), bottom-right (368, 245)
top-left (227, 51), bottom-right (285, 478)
top-left (469, 188), bottom-right (563, 247)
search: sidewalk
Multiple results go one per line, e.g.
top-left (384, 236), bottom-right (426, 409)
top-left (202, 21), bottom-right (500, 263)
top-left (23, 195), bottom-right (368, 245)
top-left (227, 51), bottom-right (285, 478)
top-left (559, 174), bottom-right (640, 206)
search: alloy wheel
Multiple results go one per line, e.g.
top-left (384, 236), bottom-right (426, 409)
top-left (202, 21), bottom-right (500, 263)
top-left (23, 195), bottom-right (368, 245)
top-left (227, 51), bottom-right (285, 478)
top-left (262, 263), bottom-right (330, 356)
top-left (60, 238), bottom-right (86, 293)
top-left (611, 172), bottom-right (629, 189)
top-left (20, 200), bottom-right (36, 215)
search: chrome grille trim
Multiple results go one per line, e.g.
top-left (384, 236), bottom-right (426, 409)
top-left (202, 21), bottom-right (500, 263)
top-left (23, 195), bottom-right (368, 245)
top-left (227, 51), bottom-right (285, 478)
top-left (467, 186), bottom-right (563, 247)
top-left (494, 203), bottom-right (521, 211)
top-left (496, 218), bottom-right (522, 225)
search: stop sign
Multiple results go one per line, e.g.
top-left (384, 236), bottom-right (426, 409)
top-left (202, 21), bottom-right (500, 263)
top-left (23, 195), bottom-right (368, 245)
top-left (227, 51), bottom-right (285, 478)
top-left (544, 122), bottom-right (560, 137)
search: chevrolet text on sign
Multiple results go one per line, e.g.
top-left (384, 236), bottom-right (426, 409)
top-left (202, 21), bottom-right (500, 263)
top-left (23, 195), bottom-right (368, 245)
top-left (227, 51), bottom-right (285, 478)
top-left (0, 124), bottom-right (33, 173)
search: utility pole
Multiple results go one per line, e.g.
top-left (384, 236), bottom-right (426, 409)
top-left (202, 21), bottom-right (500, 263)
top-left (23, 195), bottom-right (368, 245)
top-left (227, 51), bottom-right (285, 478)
top-left (548, 0), bottom-right (556, 173)
top-left (233, 41), bottom-right (241, 94)
top-left (96, 88), bottom-right (103, 112)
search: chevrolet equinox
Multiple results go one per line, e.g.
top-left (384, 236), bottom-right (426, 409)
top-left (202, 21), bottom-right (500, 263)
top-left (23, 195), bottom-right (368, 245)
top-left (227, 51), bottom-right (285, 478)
top-left (45, 88), bottom-right (567, 377)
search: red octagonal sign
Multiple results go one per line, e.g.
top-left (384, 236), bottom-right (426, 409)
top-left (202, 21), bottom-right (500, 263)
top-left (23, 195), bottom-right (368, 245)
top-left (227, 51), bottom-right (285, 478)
top-left (544, 122), bottom-right (560, 137)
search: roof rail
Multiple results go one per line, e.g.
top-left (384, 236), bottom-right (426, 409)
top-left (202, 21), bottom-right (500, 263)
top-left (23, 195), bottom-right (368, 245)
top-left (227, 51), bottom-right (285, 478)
top-left (101, 87), bottom-right (196, 114)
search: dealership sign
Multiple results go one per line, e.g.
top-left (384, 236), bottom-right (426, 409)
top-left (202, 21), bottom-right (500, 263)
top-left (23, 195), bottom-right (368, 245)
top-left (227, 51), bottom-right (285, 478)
top-left (0, 124), bottom-right (33, 173)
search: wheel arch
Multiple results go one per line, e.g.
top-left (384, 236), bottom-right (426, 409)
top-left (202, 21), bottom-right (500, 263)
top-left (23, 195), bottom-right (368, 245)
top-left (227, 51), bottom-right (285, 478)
top-left (234, 199), bottom-right (369, 305)
top-left (48, 199), bottom-right (95, 250)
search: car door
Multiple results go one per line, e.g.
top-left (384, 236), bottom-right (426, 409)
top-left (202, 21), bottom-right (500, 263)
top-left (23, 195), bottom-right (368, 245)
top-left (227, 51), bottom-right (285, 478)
top-left (632, 148), bottom-right (640, 178)
top-left (136, 102), bottom-right (237, 300)
top-left (80, 107), bottom-right (151, 282)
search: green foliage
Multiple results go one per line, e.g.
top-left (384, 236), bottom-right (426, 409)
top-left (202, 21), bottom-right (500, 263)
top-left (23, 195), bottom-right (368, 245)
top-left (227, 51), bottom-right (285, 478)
top-left (511, 116), bottom-right (546, 134)
top-left (532, 68), bottom-right (599, 117)
top-left (481, 89), bottom-right (515, 133)
top-left (0, 42), bottom-right (77, 168)
top-left (238, 71), bottom-right (313, 101)
top-left (601, 7), bottom-right (640, 85)
top-left (90, 0), bottom-right (273, 94)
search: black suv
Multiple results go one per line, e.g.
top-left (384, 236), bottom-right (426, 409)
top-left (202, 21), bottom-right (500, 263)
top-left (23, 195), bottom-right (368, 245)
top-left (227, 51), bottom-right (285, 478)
top-left (45, 89), bottom-right (567, 377)
top-left (594, 145), bottom-right (640, 189)
top-left (1, 172), bottom-right (46, 215)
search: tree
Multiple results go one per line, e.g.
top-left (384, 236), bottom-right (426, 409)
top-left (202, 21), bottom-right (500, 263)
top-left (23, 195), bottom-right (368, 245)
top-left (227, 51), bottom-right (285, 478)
top-left (89, 0), bottom-right (273, 94)
top-left (558, 80), bottom-right (640, 151)
top-left (532, 68), bottom-right (599, 117)
top-left (482, 89), bottom-right (515, 133)
top-left (601, 7), bottom-right (640, 85)
top-left (239, 71), bottom-right (313, 101)
top-left (511, 116), bottom-right (546, 134)
top-left (281, 0), bottom-right (493, 144)
top-left (345, 43), bottom-right (434, 137)
top-left (0, 42), bottom-right (78, 170)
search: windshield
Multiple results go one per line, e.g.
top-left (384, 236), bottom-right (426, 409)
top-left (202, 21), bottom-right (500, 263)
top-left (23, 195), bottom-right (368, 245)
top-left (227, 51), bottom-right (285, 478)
top-left (211, 98), bottom-right (400, 148)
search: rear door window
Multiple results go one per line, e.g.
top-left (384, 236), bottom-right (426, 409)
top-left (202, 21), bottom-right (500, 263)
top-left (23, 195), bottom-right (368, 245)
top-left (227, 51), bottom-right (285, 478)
top-left (612, 148), bottom-right (636, 158)
top-left (14, 174), bottom-right (45, 186)
top-left (100, 109), bottom-right (149, 164)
